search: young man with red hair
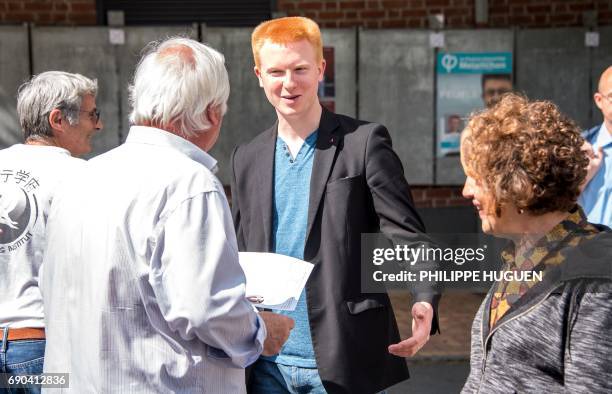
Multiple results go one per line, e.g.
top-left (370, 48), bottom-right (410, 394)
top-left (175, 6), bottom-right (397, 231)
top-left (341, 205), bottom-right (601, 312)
top-left (231, 17), bottom-right (439, 393)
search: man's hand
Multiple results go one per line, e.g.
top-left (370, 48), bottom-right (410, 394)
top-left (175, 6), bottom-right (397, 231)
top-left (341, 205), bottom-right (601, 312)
top-left (259, 311), bottom-right (295, 356)
top-left (581, 141), bottom-right (604, 191)
top-left (388, 302), bottom-right (433, 357)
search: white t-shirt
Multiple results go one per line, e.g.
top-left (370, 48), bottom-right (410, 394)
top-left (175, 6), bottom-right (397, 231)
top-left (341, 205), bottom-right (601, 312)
top-left (0, 144), bottom-right (83, 328)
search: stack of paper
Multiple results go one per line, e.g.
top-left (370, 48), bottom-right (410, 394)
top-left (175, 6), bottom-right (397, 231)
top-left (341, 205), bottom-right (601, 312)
top-left (238, 252), bottom-right (314, 311)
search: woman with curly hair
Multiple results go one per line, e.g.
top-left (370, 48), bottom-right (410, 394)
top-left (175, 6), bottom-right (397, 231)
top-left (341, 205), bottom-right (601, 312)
top-left (460, 94), bottom-right (612, 393)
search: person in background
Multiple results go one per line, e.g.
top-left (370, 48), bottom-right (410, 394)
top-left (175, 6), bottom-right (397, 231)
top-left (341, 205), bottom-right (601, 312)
top-left (481, 73), bottom-right (513, 108)
top-left (579, 66), bottom-right (612, 226)
top-left (41, 37), bottom-right (293, 393)
top-left (0, 71), bottom-right (102, 394)
top-left (460, 93), bottom-right (612, 393)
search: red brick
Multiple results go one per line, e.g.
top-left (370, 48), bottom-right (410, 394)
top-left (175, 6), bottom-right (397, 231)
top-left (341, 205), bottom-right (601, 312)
top-left (381, 19), bottom-right (406, 28)
top-left (388, 9), bottom-right (399, 17)
top-left (23, 1), bottom-right (53, 11)
top-left (402, 8), bottom-right (426, 17)
top-left (569, 3), bottom-right (595, 12)
top-left (67, 13), bottom-right (96, 24)
top-left (447, 15), bottom-right (464, 26)
top-left (600, 11), bottom-right (612, 21)
top-left (325, 1), bottom-right (339, 10)
top-left (409, 0), bottom-right (424, 7)
top-left (553, 3), bottom-right (568, 13)
top-left (303, 11), bottom-right (318, 18)
top-left (50, 12), bottom-right (67, 22)
top-left (4, 11), bottom-right (34, 21)
top-left (345, 10), bottom-right (357, 18)
top-left (510, 5), bottom-right (524, 14)
top-left (360, 9), bottom-right (385, 17)
top-left (490, 4), bottom-right (509, 14)
top-left (596, 0), bottom-right (609, 11)
top-left (7, 2), bottom-right (23, 11)
top-left (416, 200), bottom-right (433, 208)
top-left (364, 20), bottom-right (379, 27)
top-left (534, 14), bottom-right (548, 24)
top-left (54, 2), bottom-right (69, 11)
top-left (319, 11), bottom-right (343, 19)
top-left (445, 7), bottom-right (468, 16)
top-left (36, 12), bottom-right (53, 22)
top-left (342, 0), bottom-right (366, 8)
top-left (425, 188), bottom-right (452, 198)
top-left (526, 4), bottom-right (551, 14)
top-left (299, 2), bottom-right (324, 10)
top-left (70, 1), bottom-right (95, 12)
top-left (381, 0), bottom-right (406, 8)
top-left (427, 0), bottom-right (450, 6)
top-left (366, 0), bottom-right (380, 8)
top-left (509, 15), bottom-right (533, 25)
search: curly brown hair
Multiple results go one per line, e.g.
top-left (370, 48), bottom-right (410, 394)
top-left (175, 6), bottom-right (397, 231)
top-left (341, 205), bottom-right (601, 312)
top-left (462, 93), bottom-right (587, 216)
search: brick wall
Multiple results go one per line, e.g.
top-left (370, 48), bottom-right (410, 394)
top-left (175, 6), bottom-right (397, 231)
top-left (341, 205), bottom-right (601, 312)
top-left (410, 186), bottom-right (469, 208)
top-left (0, 0), bottom-right (96, 25)
top-left (278, 0), bottom-right (612, 28)
top-left (2, 0), bottom-right (610, 27)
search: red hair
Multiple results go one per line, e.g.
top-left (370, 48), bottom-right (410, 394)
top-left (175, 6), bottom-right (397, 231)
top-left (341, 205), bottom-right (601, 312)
top-left (251, 17), bottom-right (323, 68)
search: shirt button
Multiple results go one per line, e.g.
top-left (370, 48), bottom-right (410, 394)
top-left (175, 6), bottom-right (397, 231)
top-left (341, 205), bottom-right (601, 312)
top-left (285, 153), bottom-right (290, 157)
top-left (290, 159), bottom-right (294, 163)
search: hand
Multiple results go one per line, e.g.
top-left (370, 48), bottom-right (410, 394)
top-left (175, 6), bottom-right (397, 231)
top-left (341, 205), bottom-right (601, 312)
top-left (259, 311), bottom-right (294, 356)
top-left (581, 141), bottom-right (604, 191)
top-left (388, 302), bottom-right (433, 357)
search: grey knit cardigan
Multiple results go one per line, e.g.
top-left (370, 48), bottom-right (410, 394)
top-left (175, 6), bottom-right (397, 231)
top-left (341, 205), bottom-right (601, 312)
top-left (462, 232), bottom-right (612, 394)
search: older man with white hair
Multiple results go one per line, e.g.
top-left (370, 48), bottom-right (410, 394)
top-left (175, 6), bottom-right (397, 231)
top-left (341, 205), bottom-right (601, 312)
top-left (41, 37), bottom-right (293, 393)
top-left (0, 71), bottom-right (101, 393)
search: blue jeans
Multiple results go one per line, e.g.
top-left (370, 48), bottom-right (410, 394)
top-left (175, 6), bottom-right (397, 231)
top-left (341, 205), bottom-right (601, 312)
top-left (0, 328), bottom-right (45, 394)
top-left (249, 359), bottom-right (327, 394)
top-left (249, 359), bottom-right (389, 394)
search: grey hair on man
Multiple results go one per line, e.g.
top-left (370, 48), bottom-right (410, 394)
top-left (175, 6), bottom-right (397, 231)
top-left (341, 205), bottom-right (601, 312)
top-left (17, 71), bottom-right (98, 141)
top-left (129, 37), bottom-right (230, 138)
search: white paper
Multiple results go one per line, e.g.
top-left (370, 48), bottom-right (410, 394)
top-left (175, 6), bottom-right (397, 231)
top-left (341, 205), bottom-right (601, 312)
top-left (429, 32), bottom-right (445, 48)
top-left (239, 252), bottom-right (314, 311)
top-left (109, 28), bottom-right (125, 45)
top-left (585, 32), bottom-right (600, 47)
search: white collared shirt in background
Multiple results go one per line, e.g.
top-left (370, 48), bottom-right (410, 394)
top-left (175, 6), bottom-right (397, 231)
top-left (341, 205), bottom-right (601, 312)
top-left (0, 144), bottom-right (83, 329)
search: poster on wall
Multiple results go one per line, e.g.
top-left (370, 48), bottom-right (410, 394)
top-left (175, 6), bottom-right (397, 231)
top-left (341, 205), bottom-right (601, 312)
top-left (436, 52), bottom-right (513, 157)
top-left (319, 46), bottom-right (335, 112)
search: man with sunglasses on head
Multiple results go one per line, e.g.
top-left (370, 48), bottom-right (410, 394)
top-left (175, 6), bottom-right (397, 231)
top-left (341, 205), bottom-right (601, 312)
top-left (580, 66), bottom-right (612, 227)
top-left (0, 71), bottom-right (102, 393)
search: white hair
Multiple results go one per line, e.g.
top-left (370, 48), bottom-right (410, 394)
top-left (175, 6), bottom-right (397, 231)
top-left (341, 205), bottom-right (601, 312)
top-left (17, 71), bottom-right (98, 140)
top-left (129, 37), bottom-right (230, 138)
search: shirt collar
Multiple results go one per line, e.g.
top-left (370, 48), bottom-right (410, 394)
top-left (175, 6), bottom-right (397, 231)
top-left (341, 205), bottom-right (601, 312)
top-left (594, 123), bottom-right (612, 149)
top-left (125, 126), bottom-right (218, 173)
top-left (500, 206), bottom-right (590, 270)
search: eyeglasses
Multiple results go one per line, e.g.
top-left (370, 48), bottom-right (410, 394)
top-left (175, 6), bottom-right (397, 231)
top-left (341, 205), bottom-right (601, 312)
top-left (484, 88), bottom-right (511, 97)
top-left (79, 108), bottom-right (101, 123)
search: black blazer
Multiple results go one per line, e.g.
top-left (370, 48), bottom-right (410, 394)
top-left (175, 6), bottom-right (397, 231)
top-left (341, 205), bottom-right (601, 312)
top-left (230, 108), bottom-right (439, 394)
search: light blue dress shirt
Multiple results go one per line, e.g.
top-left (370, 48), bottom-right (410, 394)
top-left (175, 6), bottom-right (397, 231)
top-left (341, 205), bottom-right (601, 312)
top-left (579, 123), bottom-right (612, 227)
